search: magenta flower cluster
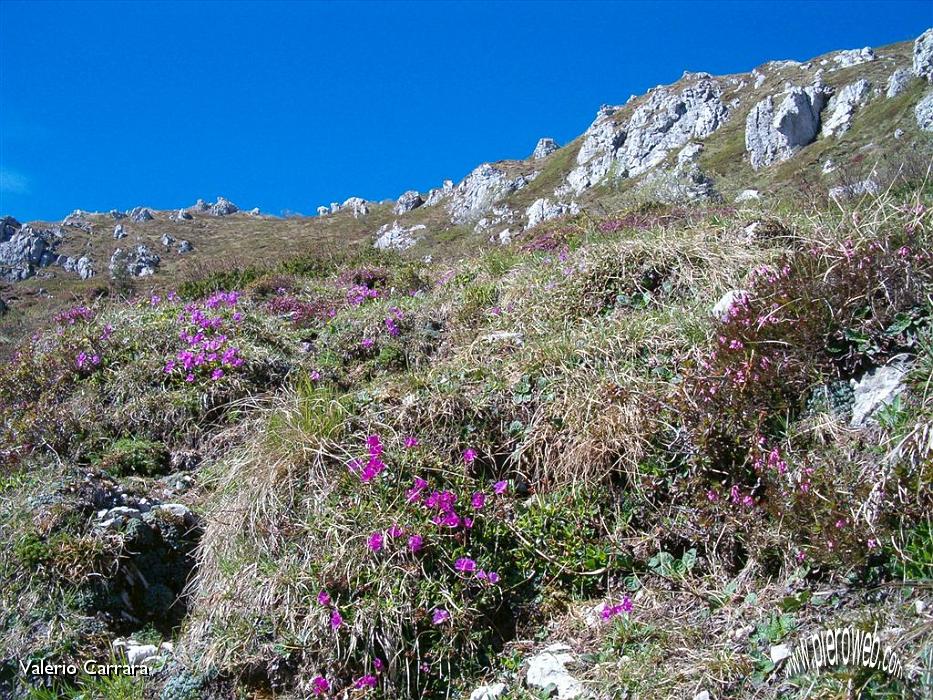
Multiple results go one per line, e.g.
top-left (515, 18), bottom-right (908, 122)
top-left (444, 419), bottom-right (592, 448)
top-left (347, 284), bottom-right (381, 307)
top-left (163, 292), bottom-right (246, 384)
top-left (56, 306), bottom-right (94, 326)
top-left (600, 595), bottom-right (633, 620)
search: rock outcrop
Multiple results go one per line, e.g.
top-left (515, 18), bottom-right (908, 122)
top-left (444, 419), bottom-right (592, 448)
top-left (425, 179), bottom-right (454, 206)
top-left (563, 77), bottom-right (729, 194)
top-left (916, 91), bottom-right (933, 131)
top-left (171, 209), bottom-right (193, 221)
top-left (0, 222), bottom-right (62, 281)
top-left (821, 79), bottom-right (871, 137)
top-left (886, 68), bottom-right (913, 98)
top-left (342, 197), bottom-right (370, 217)
top-left (745, 84), bottom-right (830, 169)
top-left (829, 179), bottom-right (880, 200)
top-left (110, 245), bottom-right (160, 278)
top-left (832, 47), bottom-right (874, 69)
top-left (113, 224), bottom-right (127, 239)
top-left (532, 137), bottom-right (560, 160)
top-left (177, 240), bottom-right (193, 253)
top-left (373, 221), bottom-right (426, 251)
top-left (448, 164), bottom-right (530, 224)
top-left (394, 190), bottom-right (424, 215)
top-left (525, 198), bottom-right (578, 229)
top-left (129, 207), bottom-right (154, 223)
top-left (914, 28), bottom-right (933, 82)
top-left (208, 197), bottom-right (238, 216)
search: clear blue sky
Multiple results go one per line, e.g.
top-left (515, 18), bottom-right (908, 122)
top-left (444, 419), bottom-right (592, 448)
top-left (1, 1), bottom-right (930, 221)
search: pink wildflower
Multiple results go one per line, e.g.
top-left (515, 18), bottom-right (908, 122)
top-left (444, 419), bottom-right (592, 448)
top-left (493, 480), bottom-right (508, 495)
top-left (311, 676), bottom-right (330, 695)
top-left (455, 558), bottom-right (476, 573)
top-left (462, 448), bottom-right (477, 463)
top-left (471, 492), bottom-right (486, 509)
top-left (431, 608), bottom-right (450, 624)
top-left (367, 532), bottom-right (384, 552)
top-left (330, 609), bottom-right (343, 628)
top-left (404, 436), bottom-right (419, 448)
top-left (408, 534), bottom-right (423, 553)
top-left (355, 675), bottom-right (377, 689)
top-left (317, 590), bottom-right (331, 607)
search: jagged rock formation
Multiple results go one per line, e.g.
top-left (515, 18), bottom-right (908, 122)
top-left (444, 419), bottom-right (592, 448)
top-left (130, 207), bottom-right (154, 222)
top-left (886, 68), bottom-right (912, 97)
top-left (373, 221), bottom-right (426, 251)
top-left (448, 164), bottom-right (531, 224)
top-left (394, 190), bottom-right (424, 215)
top-left (110, 245), bottom-right (160, 277)
top-left (562, 76), bottom-right (729, 194)
top-left (62, 255), bottom-right (94, 279)
top-left (821, 79), bottom-right (871, 136)
top-left (832, 47), bottom-right (875, 69)
top-left (113, 224), bottom-right (127, 239)
top-left (916, 91), bottom-right (933, 131)
top-left (209, 197), bottom-right (238, 216)
top-left (109, 209), bottom-right (126, 220)
top-left (532, 137), bottom-right (560, 160)
top-left (745, 84), bottom-right (831, 169)
top-left (525, 198), bottom-right (578, 228)
top-left (0, 221), bottom-right (62, 281)
top-left (171, 209), bottom-right (193, 221)
top-left (914, 28), bottom-right (933, 81)
top-left (425, 179), bottom-right (454, 206)
top-left (342, 197), bottom-right (369, 218)
top-left (177, 239), bottom-right (193, 253)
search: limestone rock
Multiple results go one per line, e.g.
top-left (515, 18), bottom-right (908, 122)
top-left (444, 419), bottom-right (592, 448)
top-left (209, 197), bottom-right (238, 216)
top-left (914, 28), bottom-right (933, 82)
top-left (113, 224), bottom-right (127, 239)
top-left (712, 290), bottom-right (748, 321)
top-left (248, 207), bottom-right (260, 216)
top-left (171, 209), bottom-right (193, 222)
top-left (525, 644), bottom-right (586, 699)
top-left (0, 223), bottom-right (62, 281)
top-left (109, 245), bottom-right (160, 278)
top-left (832, 47), bottom-right (874, 69)
top-left (735, 189), bottom-right (760, 203)
top-left (129, 207), bottom-right (154, 223)
top-left (916, 91), bottom-right (933, 131)
top-left (160, 233), bottom-right (175, 248)
top-left (190, 198), bottom-right (210, 212)
top-left (177, 240), bottom-right (193, 253)
top-left (821, 79), bottom-right (871, 137)
top-left (886, 68), bottom-right (913, 98)
top-left (770, 644), bottom-right (792, 664)
top-left (532, 137), bottom-right (560, 159)
top-left (525, 198), bottom-right (578, 229)
top-left (109, 209), bottom-right (126, 220)
top-left (829, 179), bottom-right (880, 200)
top-left (373, 221), bottom-right (426, 251)
top-left (317, 205), bottom-right (330, 217)
top-left (745, 84), bottom-right (830, 169)
top-left (563, 77), bottom-right (729, 194)
top-left (342, 196), bottom-right (369, 217)
top-left (448, 164), bottom-right (530, 224)
top-left (425, 179), bottom-right (454, 206)
top-left (850, 356), bottom-right (912, 427)
top-left (75, 256), bottom-right (94, 280)
top-left (470, 682), bottom-right (507, 700)
top-left (394, 190), bottom-right (424, 215)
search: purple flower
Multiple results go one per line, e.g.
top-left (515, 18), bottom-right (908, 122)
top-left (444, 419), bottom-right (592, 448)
top-left (408, 534), bottom-right (423, 553)
top-left (361, 337), bottom-right (374, 349)
top-left (471, 492), bottom-right (486, 509)
top-left (185, 373), bottom-right (195, 383)
top-left (404, 436), bottom-right (419, 448)
top-left (367, 532), bottom-right (384, 552)
top-left (600, 595), bottom-right (633, 620)
top-left (355, 674), bottom-right (377, 688)
top-left (462, 448), bottom-right (477, 464)
top-left (310, 370), bottom-right (322, 381)
top-left (75, 352), bottom-right (88, 369)
top-left (164, 360), bottom-right (176, 373)
top-left (211, 368), bottom-right (224, 381)
top-left (317, 590), bottom-right (331, 607)
top-left (100, 324), bottom-right (114, 340)
top-left (311, 676), bottom-right (329, 695)
top-left (388, 524), bottom-right (405, 538)
top-left (454, 558), bottom-right (476, 573)
top-left (373, 658), bottom-right (384, 672)
top-left (493, 480), bottom-right (508, 495)
top-left (431, 608), bottom-right (450, 625)
top-left (486, 571), bottom-right (500, 584)
top-left (330, 609), bottom-right (343, 629)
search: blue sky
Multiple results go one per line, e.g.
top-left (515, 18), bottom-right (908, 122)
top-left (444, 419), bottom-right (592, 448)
top-left (1, 1), bottom-right (930, 221)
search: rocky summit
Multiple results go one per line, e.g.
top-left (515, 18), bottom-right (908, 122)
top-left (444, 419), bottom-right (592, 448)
top-left (1, 27), bottom-right (932, 700)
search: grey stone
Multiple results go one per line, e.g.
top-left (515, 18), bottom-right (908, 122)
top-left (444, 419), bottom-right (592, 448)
top-left (109, 209), bottom-right (126, 220)
top-left (734, 189), bottom-right (760, 202)
top-left (109, 245), bottom-right (160, 278)
top-left (525, 644), bottom-right (585, 699)
top-left (209, 197), bottom-right (238, 216)
top-left (829, 179), bottom-right (880, 200)
top-left (532, 137), bottom-right (560, 159)
top-left (171, 209), bottom-right (192, 222)
top-left (745, 84), bottom-right (830, 169)
top-left (916, 91), bottom-right (933, 131)
top-left (914, 28), bottom-right (933, 82)
top-left (470, 682), bottom-right (507, 700)
top-left (317, 205), bottom-right (330, 217)
top-left (821, 79), bottom-right (871, 137)
top-left (886, 68), bottom-right (913, 98)
top-left (448, 164), bottom-right (530, 224)
top-left (177, 240), bottom-right (193, 253)
top-left (373, 221), bottom-right (426, 251)
top-left (75, 256), bottom-right (94, 280)
top-left (113, 224), bottom-right (127, 239)
top-left (832, 47), bottom-right (874, 69)
top-left (770, 644), bottom-right (792, 664)
top-left (0, 224), bottom-right (63, 281)
top-left (342, 197), bottom-right (369, 218)
top-left (129, 207), bottom-right (154, 222)
top-left (525, 198), bottom-right (578, 229)
top-left (160, 233), bottom-right (175, 248)
top-left (425, 179), bottom-right (454, 206)
top-left (394, 190), bottom-right (424, 215)
top-left (249, 207), bottom-right (260, 216)
top-left (712, 290), bottom-right (748, 321)
top-left (850, 356), bottom-right (912, 427)
top-left (190, 198), bottom-right (210, 212)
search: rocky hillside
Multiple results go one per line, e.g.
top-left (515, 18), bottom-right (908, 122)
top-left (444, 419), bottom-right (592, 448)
top-left (1, 29), bottom-right (932, 700)
top-left (3, 31), bottom-right (933, 357)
